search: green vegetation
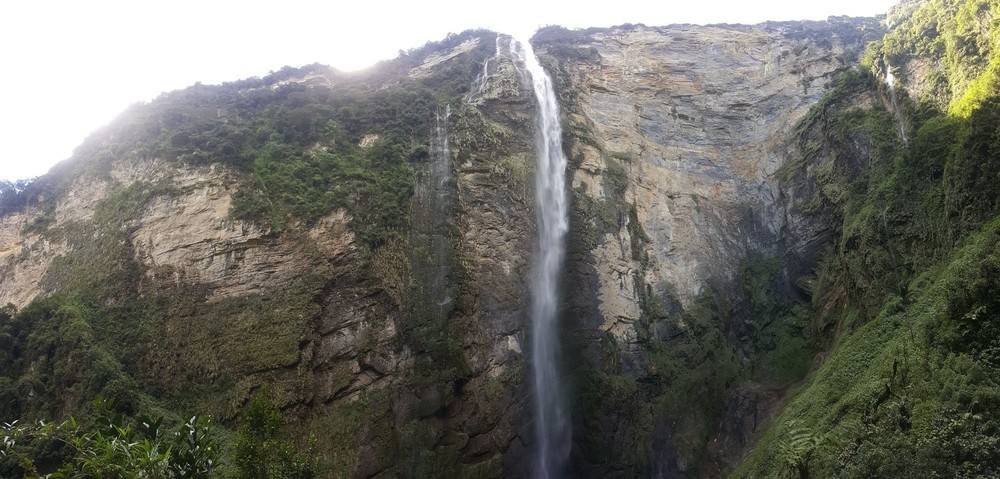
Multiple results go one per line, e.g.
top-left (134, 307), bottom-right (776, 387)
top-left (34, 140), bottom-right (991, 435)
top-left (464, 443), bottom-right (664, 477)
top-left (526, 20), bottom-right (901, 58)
top-left (0, 395), bottom-right (325, 479)
top-left (230, 135), bottom-right (415, 246)
top-left (307, 389), bottom-right (395, 478)
top-left (737, 1), bottom-right (1000, 476)
top-left (646, 294), bottom-right (741, 469)
top-left (740, 257), bottom-right (814, 386)
top-left (231, 394), bottom-right (318, 479)
top-left (868, 0), bottom-right (1000, 111)
top-left (738, 221), bottom-right (1000, 478)
top-left (573, 359), bottom-right (652, 470)
top-left (1, 400), bottom-right (217, 478)
top-left (0, 297), bottom-right (146, 421)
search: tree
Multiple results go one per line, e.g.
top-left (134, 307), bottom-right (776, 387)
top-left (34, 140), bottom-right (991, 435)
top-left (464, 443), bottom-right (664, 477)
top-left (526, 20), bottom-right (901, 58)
top-left (230, 394), bottom-right (318, 479)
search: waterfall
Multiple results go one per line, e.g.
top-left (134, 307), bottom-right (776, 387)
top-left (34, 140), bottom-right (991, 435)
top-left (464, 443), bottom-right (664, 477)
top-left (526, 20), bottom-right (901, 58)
top-left (431, 105), bottom-right (452, 203)
top-left (468, 36), bottom-right (502, 100)
top-left (428, 105), bottom-right (452, 313)
top-left (511, 36), bottom-right (571, 479)
top-left (412, 105), bottom-right (454, 333)
top-left (885, 64), bottom-right (909, 144)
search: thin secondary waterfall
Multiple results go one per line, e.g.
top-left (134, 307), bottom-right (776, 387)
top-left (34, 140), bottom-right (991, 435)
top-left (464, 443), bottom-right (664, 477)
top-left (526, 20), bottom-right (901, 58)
top-left (411, 105), bottom-right (453, 332)
top-left (427, 105), bottom-right (453, 313)
top-left (469, 36), bottom-right (502, 100)
top-left (883, 20), bottom-right (908, 145)
top-left (430, 105), bottom-right (452, 213)
top-left (511, 36), bottom-right (571, 479)
top-left (885, 66), bottom-right (909, 144)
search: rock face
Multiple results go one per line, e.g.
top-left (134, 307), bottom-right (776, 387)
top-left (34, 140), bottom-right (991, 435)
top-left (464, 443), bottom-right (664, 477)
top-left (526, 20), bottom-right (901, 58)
top-left (542, 18), bottom-right (878, 324)
top-left (0, 18), bottom-right (885, 478)
top-left (0, 33), bottom-right (541, 478)
top-left (531, 19), bottom-right (882, 476)
top-left (0, 161), bottom-right (316, 306)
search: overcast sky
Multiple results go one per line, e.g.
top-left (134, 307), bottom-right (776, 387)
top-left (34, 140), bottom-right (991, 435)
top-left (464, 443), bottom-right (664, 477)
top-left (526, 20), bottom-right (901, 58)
top-left (0, 0), bottom-right (898, 181)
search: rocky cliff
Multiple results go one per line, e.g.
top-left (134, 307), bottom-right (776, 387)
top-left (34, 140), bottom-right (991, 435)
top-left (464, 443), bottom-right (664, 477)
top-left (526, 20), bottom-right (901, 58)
top-left (530, 19), bottom-right (882, 476)
top-left (0, 34), bottom-right (538, 477)
top-left (7, 6), bottom-right (996, 477)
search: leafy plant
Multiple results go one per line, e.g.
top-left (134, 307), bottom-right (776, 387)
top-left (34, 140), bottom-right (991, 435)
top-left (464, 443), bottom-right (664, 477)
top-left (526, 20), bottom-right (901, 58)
top-left (0, 400), bottom-right (217, 479)
top-left (776, 421), bottom-right (826, 479)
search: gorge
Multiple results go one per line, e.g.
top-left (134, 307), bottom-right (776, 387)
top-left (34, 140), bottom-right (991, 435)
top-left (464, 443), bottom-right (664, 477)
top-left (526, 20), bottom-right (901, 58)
top-left (2, 0), bottom-right (1000, 477)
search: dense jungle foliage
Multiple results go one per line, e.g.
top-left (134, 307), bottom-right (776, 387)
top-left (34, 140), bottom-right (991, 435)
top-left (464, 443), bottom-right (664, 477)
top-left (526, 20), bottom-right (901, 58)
top-left (737, 0), bottom-right (1000, 476)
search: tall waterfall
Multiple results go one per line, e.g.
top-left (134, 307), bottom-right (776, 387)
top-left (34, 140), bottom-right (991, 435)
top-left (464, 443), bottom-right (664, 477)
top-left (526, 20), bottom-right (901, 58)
top-left (512, 36), bottom-right (571, 479)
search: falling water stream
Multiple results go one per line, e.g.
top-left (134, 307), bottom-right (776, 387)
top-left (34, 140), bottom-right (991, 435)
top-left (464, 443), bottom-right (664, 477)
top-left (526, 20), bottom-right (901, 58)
top-left (411, 105), bottom-right (453, 351)
top-left (510, 36), bottom-right (571, 479)
top-left (428, 105), bottom-right (453, 315)
top-left (885, 66), bottom-right (909, 144)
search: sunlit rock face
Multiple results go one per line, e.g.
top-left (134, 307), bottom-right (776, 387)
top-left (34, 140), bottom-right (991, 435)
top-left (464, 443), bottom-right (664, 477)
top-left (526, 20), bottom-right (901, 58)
top-left (0, 160), bottom-right (314, 308)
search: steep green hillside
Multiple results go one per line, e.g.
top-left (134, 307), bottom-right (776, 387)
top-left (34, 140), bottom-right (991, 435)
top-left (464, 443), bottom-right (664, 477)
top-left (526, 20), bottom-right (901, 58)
top-left (737, 0), bottom-right (1000, 476)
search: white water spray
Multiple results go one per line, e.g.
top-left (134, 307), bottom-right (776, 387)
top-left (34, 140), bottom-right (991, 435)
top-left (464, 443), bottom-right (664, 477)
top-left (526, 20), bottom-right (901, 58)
top-left (469, 36), bottom-right (502, 99)
top-left (884, 63), bottom-right (909, 144)
top-left (510, 35), bottom-right (571, 479)
top-left (433, 105), bottom-right (452, 190)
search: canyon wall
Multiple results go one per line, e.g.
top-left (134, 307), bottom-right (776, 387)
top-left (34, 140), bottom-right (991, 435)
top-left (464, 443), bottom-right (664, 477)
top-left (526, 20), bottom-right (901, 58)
top-left (0, 17), bottom-right (886, 477)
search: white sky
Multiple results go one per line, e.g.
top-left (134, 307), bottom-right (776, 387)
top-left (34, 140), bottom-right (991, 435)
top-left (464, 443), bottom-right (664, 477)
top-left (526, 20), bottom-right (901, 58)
top-left (0, 0), bottom-right (898, 182)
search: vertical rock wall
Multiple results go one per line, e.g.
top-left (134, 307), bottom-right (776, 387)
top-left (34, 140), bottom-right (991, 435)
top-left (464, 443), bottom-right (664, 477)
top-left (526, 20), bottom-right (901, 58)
top-left (534, 19), bottom-right (883, 476)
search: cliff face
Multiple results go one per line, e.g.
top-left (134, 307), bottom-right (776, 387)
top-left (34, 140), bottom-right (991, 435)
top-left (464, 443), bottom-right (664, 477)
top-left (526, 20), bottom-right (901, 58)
top-left (532, 19), bottom-right (882, 476)
top-left (0, 33), bottom-right (539, 477)
top-left (542, 18), bottom-right (878, 333)
top-left (0, 17), bottom-right (895, 478)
